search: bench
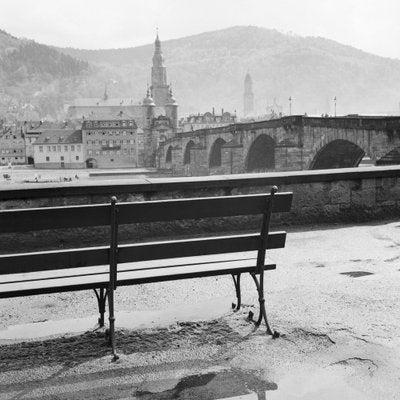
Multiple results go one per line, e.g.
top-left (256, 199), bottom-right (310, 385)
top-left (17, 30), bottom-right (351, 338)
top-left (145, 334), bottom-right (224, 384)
top-left (0, 186), bottom-right (292, 360)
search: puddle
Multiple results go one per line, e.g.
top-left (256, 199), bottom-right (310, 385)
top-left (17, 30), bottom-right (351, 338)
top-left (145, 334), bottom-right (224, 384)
top-left (340, 271), bottom-right (374, 278)
top-left (135, 369), bottom-right (277, 399)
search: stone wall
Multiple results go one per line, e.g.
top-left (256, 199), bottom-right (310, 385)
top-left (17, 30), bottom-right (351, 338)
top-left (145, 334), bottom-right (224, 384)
top-left (2, 166), bottom-right (400, 255)
top-left (2, 166), bottom-right (400, 225)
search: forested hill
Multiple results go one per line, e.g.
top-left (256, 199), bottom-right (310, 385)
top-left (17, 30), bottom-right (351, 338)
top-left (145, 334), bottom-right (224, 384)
top-left (2, 26), bottom-right (400, 119)
top-left (0, 29), bottom-right (89, 119)
top-left (57, 26), bottom-right (400, 116)
top-left (0, 29), bottom-right (88, 82)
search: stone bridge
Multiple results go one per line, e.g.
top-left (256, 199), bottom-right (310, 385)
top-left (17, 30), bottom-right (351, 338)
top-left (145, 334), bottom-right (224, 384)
top-left (157, 115), bottom-right (400, 176)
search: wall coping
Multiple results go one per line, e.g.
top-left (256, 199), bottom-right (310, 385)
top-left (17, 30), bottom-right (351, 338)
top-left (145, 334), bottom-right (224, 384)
top-left (1, 166), bottom-right (400, 200)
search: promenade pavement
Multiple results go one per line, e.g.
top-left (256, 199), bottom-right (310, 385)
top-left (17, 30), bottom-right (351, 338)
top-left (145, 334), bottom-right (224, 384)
top-left (0, 221), bottom-right (399, 399)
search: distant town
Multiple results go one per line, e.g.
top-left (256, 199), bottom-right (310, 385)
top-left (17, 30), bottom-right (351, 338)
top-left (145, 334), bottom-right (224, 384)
top-left (1, 33), bottom-right (400, 183)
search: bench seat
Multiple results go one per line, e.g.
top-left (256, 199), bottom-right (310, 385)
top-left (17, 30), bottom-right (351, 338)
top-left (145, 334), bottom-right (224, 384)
top-left (0, 251), bottom-right (275, 298)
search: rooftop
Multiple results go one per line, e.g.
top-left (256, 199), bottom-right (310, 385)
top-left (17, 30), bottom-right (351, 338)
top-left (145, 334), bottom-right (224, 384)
top-left (34, 129), bottom-right (82, 145)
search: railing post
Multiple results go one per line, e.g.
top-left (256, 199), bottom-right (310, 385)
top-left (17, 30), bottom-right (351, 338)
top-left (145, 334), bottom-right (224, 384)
top-left (108, 196), bottom-right (119, 361)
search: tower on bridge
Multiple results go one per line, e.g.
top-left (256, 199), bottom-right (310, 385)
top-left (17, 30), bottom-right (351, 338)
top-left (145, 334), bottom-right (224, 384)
top-left (243, 72), bottom-right (254, 117)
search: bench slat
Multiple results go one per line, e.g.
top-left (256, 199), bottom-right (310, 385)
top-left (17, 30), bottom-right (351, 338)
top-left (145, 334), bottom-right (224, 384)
top-left (117, 192), bottom-right (293, 224)
top-left (0, 257), bottom-right (276, 298)
top-left (0, 204), bottom-right (110, 233)
top-left (0, 193), bottom-right (292, 233)
top-left (0, 232), bottom-right (286, 274)
top-left (0, 252), bottom-right (258, 284)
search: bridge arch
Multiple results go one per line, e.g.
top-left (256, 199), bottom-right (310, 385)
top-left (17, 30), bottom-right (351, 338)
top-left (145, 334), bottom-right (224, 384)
top-left (245, 134), bottom-right (275, 172)
top-left (309, 139), bottom-right (366, 170)
top-left (183, 140), bottom-right (195, 165)
top-left (209, 138), bottom-right (226, 168)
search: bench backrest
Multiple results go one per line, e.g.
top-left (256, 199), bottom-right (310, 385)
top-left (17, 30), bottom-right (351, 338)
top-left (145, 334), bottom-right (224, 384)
top-left (0, 189), bottom-right (293, 276)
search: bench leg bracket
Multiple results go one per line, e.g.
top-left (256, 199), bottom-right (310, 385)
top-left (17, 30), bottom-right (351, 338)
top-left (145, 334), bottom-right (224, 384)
top-left (231, 273), bottom-right (242, 311)
top-left (93, 288), bottom-right (108, 327)
top-left (250, 271), bottom-right (279, 338)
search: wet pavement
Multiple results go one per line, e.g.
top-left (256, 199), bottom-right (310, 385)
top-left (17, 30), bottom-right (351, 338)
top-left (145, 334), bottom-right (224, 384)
top-left (1, 221), bottom-right (400, 399)
top-left (136, 369), bottom-right (277, 399)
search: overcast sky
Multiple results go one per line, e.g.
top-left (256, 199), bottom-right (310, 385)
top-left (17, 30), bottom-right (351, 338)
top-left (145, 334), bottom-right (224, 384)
top-left (1, 0), bottom-right (399, 59)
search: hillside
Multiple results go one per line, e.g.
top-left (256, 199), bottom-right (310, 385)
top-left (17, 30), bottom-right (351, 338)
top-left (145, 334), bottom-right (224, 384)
top-left (58, 26), bottom-right (400, 116)
top-left (1, 26), bottom-right (400, 120)
top-left (0, 29), bottom-right (90, 120)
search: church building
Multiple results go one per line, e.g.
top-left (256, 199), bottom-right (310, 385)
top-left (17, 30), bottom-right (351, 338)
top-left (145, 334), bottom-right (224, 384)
top-left (66, 34), bottom-right (178, 167)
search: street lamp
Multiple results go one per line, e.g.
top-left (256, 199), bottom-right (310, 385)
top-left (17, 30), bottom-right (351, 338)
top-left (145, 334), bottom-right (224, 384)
top-left (289, 97), bottom-right (292, 116)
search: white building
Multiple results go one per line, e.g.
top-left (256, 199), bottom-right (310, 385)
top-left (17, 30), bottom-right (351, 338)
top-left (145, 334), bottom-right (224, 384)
top-left (33, 129), bottom-right (85, 169)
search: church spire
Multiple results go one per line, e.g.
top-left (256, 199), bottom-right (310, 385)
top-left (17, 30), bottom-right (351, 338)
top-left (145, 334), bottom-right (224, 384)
top-left (155, 28), bottom-right (161, 51)
top-left (103, 84), bottom-right (108, 101)
top-left (150, 31), bottom-right (169, 106)
top-left (243, 71), bottom-right (254, 116)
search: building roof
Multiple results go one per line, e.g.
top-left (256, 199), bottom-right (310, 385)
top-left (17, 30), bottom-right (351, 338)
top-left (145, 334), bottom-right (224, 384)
top-left (181, 111), bottom-right (235, 125)
top-left (82, 119), bottom-right (137, 129)
top-left (72, 98), bottom-right (137, 107)
top-left (34, 129), bottom-right (82, 145)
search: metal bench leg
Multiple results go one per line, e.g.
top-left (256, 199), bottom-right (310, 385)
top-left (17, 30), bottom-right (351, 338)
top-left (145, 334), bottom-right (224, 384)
top-left (93, 288), bottom-right (108, 327)
top-left (250, 271), bottom-right (279, 338)
top-left (231, 273), bottom-right (242, 311)
top-left (107, 284), bottom-right (118, 361)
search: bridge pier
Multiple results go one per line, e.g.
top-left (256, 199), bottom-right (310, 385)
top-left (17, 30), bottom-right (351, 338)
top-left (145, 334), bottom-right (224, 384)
top-left (221, 141), bottom-right (244, 175)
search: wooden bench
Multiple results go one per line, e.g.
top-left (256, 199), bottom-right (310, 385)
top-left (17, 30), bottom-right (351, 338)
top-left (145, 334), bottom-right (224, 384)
top-left (0, 186), bottom-right (292, 360)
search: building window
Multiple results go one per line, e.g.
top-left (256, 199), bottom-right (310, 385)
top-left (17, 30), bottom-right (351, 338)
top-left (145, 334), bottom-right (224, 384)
top-left (76, 156), bottom-right (79, 161)
top-left (57, 145), bottom-right (61, 152)
top-left (77, 145), bottom-right (81, 151)
top-left (52, 146), bottom-right (56, 151)
top-left (39, 146), bottom-right (43, 152)
top-left (64, 145), bottom-right (68, 151)
top-left (61, 156), bottom-right (64, 161)
top-left (47, 146), bottom-right (51, 152)
top-left (95, 150), bottom-right (100, 155)
top-left (71, 145), bottom-right (75, 151)
top-left (46, 156), bottom-right (50, 162)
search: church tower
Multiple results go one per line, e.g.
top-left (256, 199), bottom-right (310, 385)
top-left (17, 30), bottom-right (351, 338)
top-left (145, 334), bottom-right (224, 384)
top-left (243, 72), bottom-right (254, 117)
top-left (150, 33), bottom-right (170, 106)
